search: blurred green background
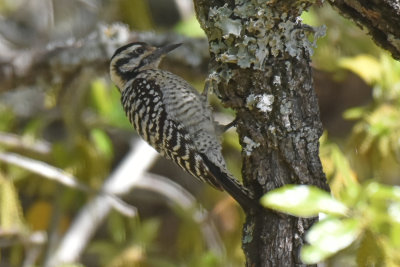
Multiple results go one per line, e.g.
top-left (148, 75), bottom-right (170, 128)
top-left (0, 0), bottom-right (399, 266)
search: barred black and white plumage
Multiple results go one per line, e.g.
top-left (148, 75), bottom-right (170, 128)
top-left (109, 42), bottom-right (255, 210)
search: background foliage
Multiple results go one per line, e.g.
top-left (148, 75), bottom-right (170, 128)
top-left (0, 1), bottom-right (399, 266)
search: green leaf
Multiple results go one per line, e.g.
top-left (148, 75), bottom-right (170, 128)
top-left (0, 172), bottom-right (27, 233)
top-left (90, 129), bottom-right (113, 158)
top-left (343, 106), bottom-right (366, 120)
top-left (365, 182), bottom-right (400, 202)
top-left (331, 145), bottom-right (359, 190)
top-left (91, 79), bottom-right (113, 114)
top-left (301, 218), bottom-right (362, 264)
top-left (197, 252), bottom-right (221, 267)
top-left (390, 217), bottom-right (400, 248)
top-left (260, 185), bottom-right (348, 217)
top-left (301, 244), bottom-right (333, 265)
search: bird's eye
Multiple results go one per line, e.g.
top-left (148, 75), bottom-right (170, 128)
top-left (135, 48), bottom-right (144, 54)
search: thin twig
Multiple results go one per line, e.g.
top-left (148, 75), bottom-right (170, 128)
top-left (0, 151), bottom-right (136, 217)
top-left (136, 173), bottom-right (226, 257)
top-left (0, 132), bottom-right (51, 154)
top-left (46, 139), bottom-right (158, 267)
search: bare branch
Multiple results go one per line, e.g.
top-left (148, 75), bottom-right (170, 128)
top-left (0, 23), bottom-right (209, 92)
top-left (46, 139), bottom-right (226, 266)
top-left (0, 131), bottom-right (51, 154)
top-left (0, 151), bottom-right (136, 217)
top-left (0, 230), bottom-right (46, 248)
top-left (328, 0), bottom-right (400, 60)
top-left (136, 173), bottom-right (226, 257)
top-left (46, 139), bottom-right (158, 267)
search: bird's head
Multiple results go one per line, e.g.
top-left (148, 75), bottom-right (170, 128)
top-left (109, 42), bottom-right (182, 91)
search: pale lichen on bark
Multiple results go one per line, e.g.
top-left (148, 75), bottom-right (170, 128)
top-left (197, 0), bottom-right (325, 76)
top-left (243, 136), bottom-right (260, 156)
top-left (246, 93), bottom-right (274, 113)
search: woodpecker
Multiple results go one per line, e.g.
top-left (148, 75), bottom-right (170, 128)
top-left (109, 42), bottom-right (255, 210)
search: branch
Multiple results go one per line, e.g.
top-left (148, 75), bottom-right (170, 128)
top-left (0, 23), bottom-right (209, 92)
top-left (328, 0), bottom-right (400, 60)
top-left (0, 152), bottom-right (136, 217)
top-left (46, 139), bottom-right (225, 266)
top-left (135, 173), bottom-right (225, 257)
top-left (0, 131), bottom-right (51, 154)
top-left (45, 139), bottom-right (158, 267)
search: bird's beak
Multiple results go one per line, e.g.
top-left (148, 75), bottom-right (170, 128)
top-left (145, 43), bottom-right (182, 64)
top-left (155, 43), bottom-right (182, 57)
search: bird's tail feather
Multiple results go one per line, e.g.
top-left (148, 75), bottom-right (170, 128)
top-left (200, 154), bottom-right (259, 211)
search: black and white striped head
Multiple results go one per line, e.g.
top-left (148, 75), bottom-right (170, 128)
top-left (110, 42), bottom-right (181, 92)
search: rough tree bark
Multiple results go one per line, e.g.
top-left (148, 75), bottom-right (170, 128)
top-left (328, 0), bottom-right (400, 60)
top-left (194, 1), bottom-right (329, 266)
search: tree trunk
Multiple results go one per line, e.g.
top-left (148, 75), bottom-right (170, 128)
top-left (194, 1), bottom-right (329, 266)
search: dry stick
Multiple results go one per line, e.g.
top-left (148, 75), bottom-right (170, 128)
top-left (136, 173), bottom-right (226, 258)
top-left (0, 131), bottom-right (51, 154)
top-left (47, 139), bottom-right (226, 266)
top-left (0, 23), bottom-right (209, 93)
top-left (46, 139), bottom-right (158, 267)
top-left (0, 136), bottom-right (226, 261)
top-left (0, 152), bottom-right (136, 217)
